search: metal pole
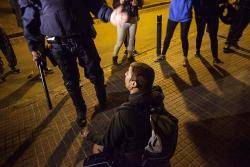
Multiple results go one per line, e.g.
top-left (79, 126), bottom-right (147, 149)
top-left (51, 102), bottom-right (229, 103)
top-left (156, 15), bottom-right (162, 57)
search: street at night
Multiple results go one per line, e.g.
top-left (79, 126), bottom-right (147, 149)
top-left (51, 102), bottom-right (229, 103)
top-left (0, 0), bottom-right (250, 166)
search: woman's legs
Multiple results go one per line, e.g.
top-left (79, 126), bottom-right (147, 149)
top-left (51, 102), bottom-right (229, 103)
top-left (180, 21), bottom-right (191, 58)
top-left (161, 19), bottom-right (178, 56)
top-left (180, 21), bottom-right (191, 66)
top-left (127, 22), bottom-right (137, 59)
top-left (113, 23), bottom-right (129, 64)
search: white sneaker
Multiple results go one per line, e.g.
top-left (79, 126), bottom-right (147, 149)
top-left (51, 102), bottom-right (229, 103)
top-left (155, 54), bottom-right (166, 62)
top-left (183, 57), bottom-right (188, 67)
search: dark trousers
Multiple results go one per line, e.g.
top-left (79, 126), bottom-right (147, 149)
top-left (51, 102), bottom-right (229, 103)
top-left (0, 27), bottom-right (17, 68)
top-left (195, 16), bottom-right (219, 59)
top-left (50, 36), bottom-right (106, 114)
top-left (162, 19), bottom-right (191, 57)
top-left (84, 151), bottom-right (170, 167)
top-left (226, 6), bottom-right (250, 45)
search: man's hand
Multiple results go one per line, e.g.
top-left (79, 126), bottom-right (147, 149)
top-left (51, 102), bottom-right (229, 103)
top-left (31, 51), bottom-right (40, 62)
top-left (92, 144), bottom-right (104, 154)
top-left (110, 6), bottom-right (128, 26)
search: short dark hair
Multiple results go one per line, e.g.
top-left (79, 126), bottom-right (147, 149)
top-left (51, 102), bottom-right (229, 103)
top-left (130, 62), bottom-right (155, 91)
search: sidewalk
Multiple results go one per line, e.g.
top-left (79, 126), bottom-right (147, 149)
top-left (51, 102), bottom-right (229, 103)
top-left (1, 1), bottom-right (250, 167)
top-left (0, 0), bottom-right (170, 37)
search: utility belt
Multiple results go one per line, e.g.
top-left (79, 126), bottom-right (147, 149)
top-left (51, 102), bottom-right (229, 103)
top-left (46, 35), bottom-right (82, 45)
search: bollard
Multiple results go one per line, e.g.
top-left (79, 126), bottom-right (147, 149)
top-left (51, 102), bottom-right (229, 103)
top-left (156, 15), bottom-right (162, 57)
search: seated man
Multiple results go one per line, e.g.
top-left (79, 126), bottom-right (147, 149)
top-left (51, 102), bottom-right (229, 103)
top-left (83, 62), bottom-right (166, 166)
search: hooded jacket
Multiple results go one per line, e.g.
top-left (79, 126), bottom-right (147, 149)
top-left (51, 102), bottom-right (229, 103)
top-left (87, 86), bottom-right (165, 154)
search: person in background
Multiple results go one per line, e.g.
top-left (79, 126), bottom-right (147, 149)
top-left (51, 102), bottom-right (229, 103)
top-left (223, 0), bottom-right (250, 53)
top-left (158, 0), bottom-right (193, 67)
top-left (193, 0), bottom-right (226, 64)
top-left (112, 0), bottom-right (142, 65)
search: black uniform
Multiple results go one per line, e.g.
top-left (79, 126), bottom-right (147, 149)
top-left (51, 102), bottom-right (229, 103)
top-left (0, 27), bottom-right (18, 72)
top-left (19, 0), bottom-right (113, 126)
top-left (193, 0), bottom-right (226, 60)
top-left (226, 0), bottom-right (250, 46)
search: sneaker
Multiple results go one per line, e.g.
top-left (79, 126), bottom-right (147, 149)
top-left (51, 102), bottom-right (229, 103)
top-left (223, 45), bottom-right (234, 53)
top-left (195, 52), bottom-right (201, 57)
top-left (232, 42), bottom-right (239, 49)
top-left (127, 56), bottom-right (135, 63)
top-left (112, 56), bottom-right (118, 65)
top-left (213, 58), bottom-right (223, 64)
top-left (123, 50), bottom-right (128, 57)
top-left (183, 57), bottom-right (188, 67)
top-left (155, 54), bottom-right (165, 62)
top-left (132, 50), bottom-right (138, 55)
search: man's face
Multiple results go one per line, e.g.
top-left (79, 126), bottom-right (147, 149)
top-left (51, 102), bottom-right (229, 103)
top-left (125, 66), bottom-right (136, 91)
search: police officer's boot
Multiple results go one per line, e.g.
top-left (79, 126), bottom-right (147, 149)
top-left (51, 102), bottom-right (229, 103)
top-left (94, 81), bottom-right (107, 111)
top-left (66, 82), bottom-right (87, 127)
top-left (76, 110), bottom-right (87, 128)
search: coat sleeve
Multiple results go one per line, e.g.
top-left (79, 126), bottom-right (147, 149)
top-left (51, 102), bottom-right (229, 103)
top-left (18, 0), bottom-right (43, 51)
top-left (87, 111), bottom-right (126, 151)
top-left (85, 0), bottom-right (113, 22)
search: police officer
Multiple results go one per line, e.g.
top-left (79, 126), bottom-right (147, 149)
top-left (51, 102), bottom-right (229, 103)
top-left (224, 0), bottom-right (250, 52)
top-left (193, 0), bottom-right (226, 64)
top-left (18, 0), bottom-right (127, 127)
top-left (0, 26), bottom-right (20, 77)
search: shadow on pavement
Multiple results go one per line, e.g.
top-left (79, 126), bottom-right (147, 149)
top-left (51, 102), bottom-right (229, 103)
top-left (233, 50), bottom-right (250, 60)
top-left (1, 94), bottom-right (70, 167)
top-left (47, 122), bottom-right (81, 166)
top-left (158, 56), bottom-right (250, 165)
top-left (237, 46), bottom-right (250, 53)
top-left (75, 64), bottom-right (130, 164)
top-left (0, 74), bottom-right (39, 109)
top-left (185, 113), bottom-right (250, 166)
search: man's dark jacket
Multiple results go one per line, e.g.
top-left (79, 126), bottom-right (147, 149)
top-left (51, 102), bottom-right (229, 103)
top-left (18, 0), bottom-right (112, 52)
top-left (193, 0), bottom-right (227, 18)
top-left (87, 87), bottom-right (165, 154)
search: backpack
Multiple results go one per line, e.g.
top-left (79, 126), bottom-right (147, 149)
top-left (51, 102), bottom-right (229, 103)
top-left (144, 108), bottom-right (178, 160)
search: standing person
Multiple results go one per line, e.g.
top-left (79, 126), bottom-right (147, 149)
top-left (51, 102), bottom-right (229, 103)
top-left (223, 0), bottom-right (250, 53)
top-left (112, 0), bottom-right (141, 65)
top-left (159, 0), bottom-right (193, 67)
top-left (19, 0), bottom-right (128, 127)
top-left (113, 0), bottom-right (141, 58)
top-left (193, 0), bottom-right (225, 64)
top-left (0, 26), bottom-right (20, 77)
